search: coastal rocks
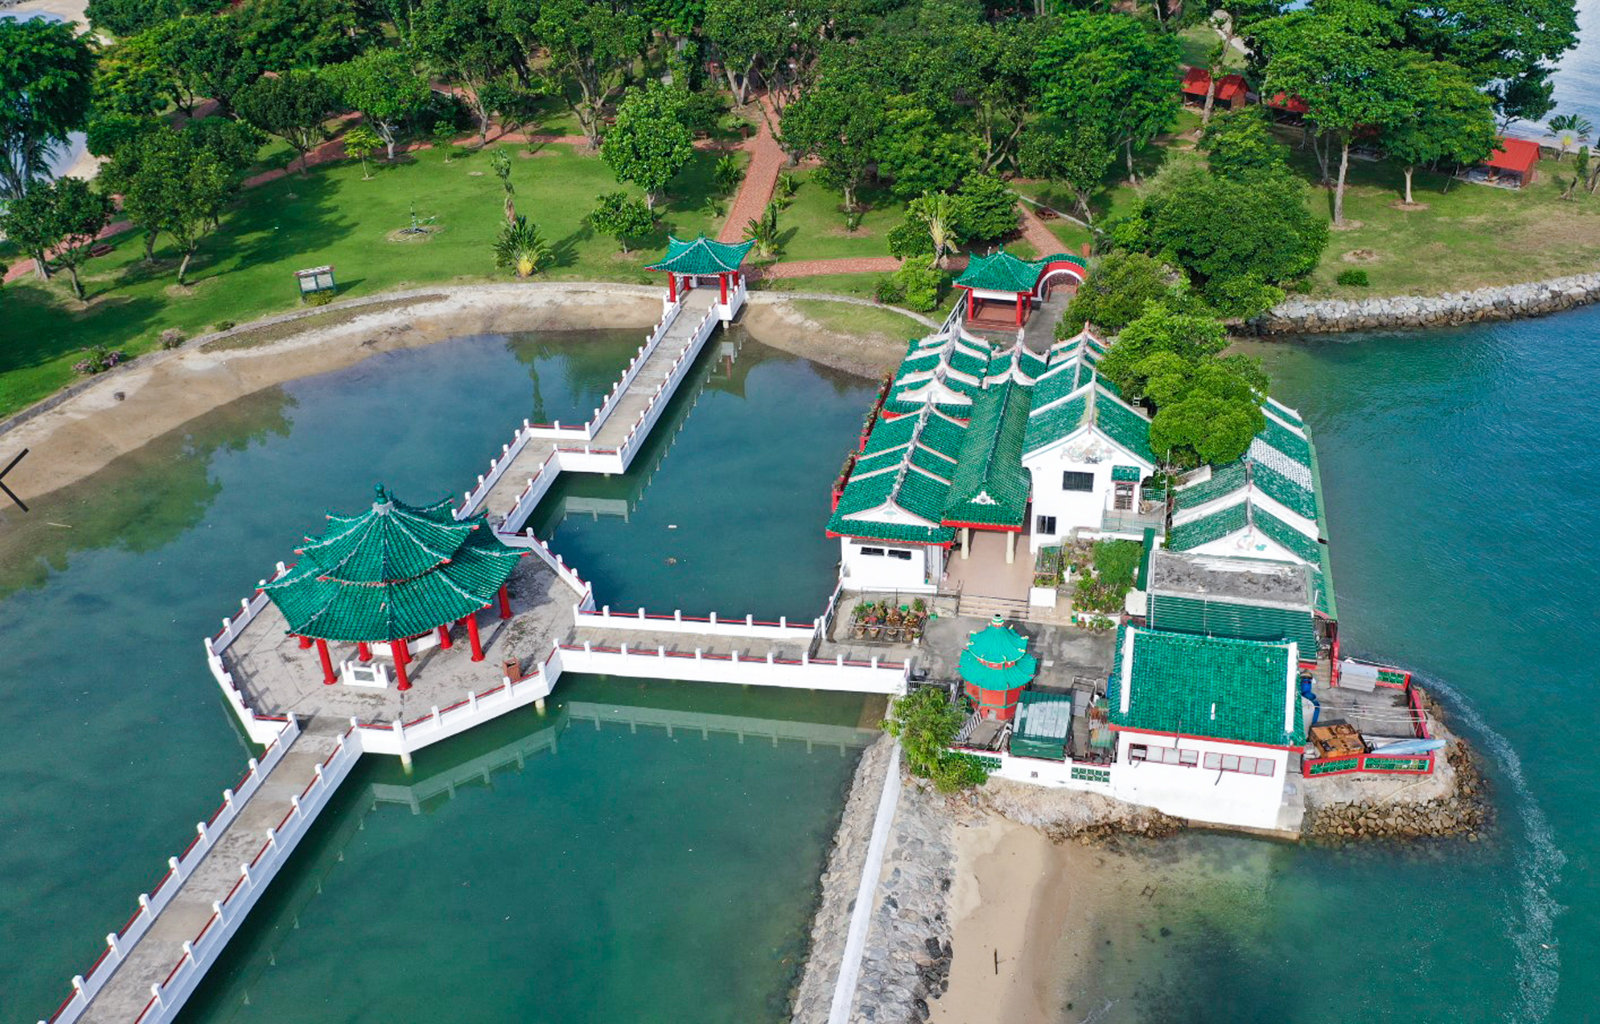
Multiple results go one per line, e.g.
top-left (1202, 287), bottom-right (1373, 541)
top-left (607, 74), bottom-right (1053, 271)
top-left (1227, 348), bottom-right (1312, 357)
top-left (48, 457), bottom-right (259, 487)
top-left (1246, 271), bottom-right (1600, 335)
top-left (790, 735), bottom-right (896, 1024)
top-left (974, 776), bottom-right (1184, 845)
top-left (1303, 738), bottom-right (1491, 844)
top-left (847, 778), bottom-right (957, 1024)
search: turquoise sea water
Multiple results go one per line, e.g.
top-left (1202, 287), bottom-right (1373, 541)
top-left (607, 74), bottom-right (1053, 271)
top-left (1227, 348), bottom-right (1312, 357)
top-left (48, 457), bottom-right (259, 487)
top-left (1067, 311), bottom-right (1600, 1022)
top-left (0, 328), bottom-right (875, 1022)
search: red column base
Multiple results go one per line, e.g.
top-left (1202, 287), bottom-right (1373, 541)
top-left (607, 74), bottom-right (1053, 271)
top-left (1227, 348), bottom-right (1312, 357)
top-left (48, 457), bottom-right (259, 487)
top-left (498, 583), bottom-right (512, 620)
top-left (465, 613), bottom-right (484, 662)
top-left (316, 639), bottom-right (336, 685)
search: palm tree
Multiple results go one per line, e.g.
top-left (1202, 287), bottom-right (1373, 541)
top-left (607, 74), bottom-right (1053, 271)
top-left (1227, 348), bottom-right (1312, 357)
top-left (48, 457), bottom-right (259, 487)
top-left (909, 191), bottom-right (961, 269)
top-left (493, 216), bottom-right (554, 277)
top-left (1548, 113), bottom-right (1594, 160)
top-left (743, 201), bottom-right (781, 259)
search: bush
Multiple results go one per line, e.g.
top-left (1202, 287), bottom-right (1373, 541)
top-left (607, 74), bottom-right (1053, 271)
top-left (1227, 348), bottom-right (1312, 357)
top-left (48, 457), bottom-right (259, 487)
top-left (887, 214), bottom-right (935, 261)
top-left (214, 320), bottom-right (236, 331)
top-left (883, 687), bottom-right (991, 793)
top-left (714, 152), bottom-right (743, 194)
top-left (1061, 252), bottom-right (1175, 335)
top-left (874, 275), bottom-right (906, 304)
top-left (894, 261), bottom-right (943, 313)
top-left (159, 328), bottom-right (186, 349)
top-left (1073, 539), bottom-right (1143, 612)
top-left (680, 88), bottom-right (729, 135)
top-left (1336, 268), bottom-right (1369, 287)
top-left (955, 173), bottom-right (1018, 243)
top-left (305, 290), bottom-right (336, 306)
top-left (73, 346), bottom-right (126, 375)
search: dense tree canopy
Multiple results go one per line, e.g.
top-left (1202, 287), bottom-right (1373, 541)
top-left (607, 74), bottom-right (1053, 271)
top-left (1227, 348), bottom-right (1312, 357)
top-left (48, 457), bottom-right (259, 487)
top-left (1061, 252), bottom-right (1177, 334)
top-left (234, 70), bottom-right (335, 174)
top-left (0, 176), bottom-right (114, 298)
top-left (326, 50), bottom-right (430, 161)
top-left (601, 82), bottom-right (693, 209)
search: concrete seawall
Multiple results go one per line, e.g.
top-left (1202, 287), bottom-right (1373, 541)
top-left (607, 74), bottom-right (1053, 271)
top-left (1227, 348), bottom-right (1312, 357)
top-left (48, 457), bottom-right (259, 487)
top-left (1248, 272), bottom-right (1600, 335)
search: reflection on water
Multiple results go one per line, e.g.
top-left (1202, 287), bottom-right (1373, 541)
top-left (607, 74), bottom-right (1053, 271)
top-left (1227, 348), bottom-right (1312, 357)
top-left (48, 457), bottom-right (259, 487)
top-left (183, 676), bottom-right (876, 1024)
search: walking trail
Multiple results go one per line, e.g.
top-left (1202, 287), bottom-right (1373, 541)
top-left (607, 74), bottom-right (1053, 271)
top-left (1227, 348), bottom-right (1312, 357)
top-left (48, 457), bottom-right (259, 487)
top-left (718, 98), bottom-right (784, 243)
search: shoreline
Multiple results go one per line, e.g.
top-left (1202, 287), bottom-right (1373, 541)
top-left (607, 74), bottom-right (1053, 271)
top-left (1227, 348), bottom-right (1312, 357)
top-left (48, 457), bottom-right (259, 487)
top-left (0, 285), bottom-right (912, 503)
top-left (1249, 271), bottom-right (1600, 335)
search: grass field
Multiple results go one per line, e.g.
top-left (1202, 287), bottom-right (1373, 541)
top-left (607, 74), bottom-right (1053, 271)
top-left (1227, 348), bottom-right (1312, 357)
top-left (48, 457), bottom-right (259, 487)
top-left (771, 172), bottom-right (908, 262)
top-left (788, 299), bottom-right (928, 340)
top-left (0, 142), bottom-right (728, 416)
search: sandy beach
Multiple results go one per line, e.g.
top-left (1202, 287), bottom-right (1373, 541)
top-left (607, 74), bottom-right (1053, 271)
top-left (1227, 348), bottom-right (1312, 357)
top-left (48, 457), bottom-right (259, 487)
top-left (0, 286), bottom-right (909, 503)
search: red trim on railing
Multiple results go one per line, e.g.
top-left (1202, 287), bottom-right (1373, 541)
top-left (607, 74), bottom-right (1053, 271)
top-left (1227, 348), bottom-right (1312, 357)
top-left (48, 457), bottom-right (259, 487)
top-left (163, 953), bottom-right (187, 986)
top-left (180, 834), bottom-right (202, 858)
top-left (194, 910), bottom-right (221, 945)
top-left (120, 905), bottom-right (144, 935)
top-left (480, 683), bottom-right (506, 698)
top-left (440, 698), bottom-right (470, 714)
top-left (298, 778), bottom-right (317, 801)
top-left (152, 866), bottom-right (175, 893)
top-left (405, 713), bottom-right (432, 728)
top-left (207, 801), bottom-right (228, 826)
top-left (135, 993), bottom-right (159, 1022)
top-left (357, 721), bottom-right (394, 730)
top-left (322, 748), bottom-right (340, 768)
top-left (87, 945), bottom-right (113, 975)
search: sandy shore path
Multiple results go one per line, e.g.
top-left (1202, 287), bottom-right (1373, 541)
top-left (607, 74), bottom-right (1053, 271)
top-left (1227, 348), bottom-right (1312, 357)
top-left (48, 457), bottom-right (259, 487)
top-left (0, 285), bottom-right (918, 504)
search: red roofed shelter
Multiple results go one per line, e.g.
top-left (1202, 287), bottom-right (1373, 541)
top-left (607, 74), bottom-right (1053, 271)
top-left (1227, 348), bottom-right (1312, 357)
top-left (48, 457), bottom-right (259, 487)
top-left (1482, 138), bottom-right (1541, 188)
top-left (1180, 67), bottom-right (1247, 111)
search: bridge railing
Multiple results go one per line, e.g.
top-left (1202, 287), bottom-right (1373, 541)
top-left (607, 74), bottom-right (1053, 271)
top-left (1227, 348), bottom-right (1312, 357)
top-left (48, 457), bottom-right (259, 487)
top-left (354, 646), bottom-right (564, 756)
top-left (560, 641), bottom-right (909, 695)
top-left (42, 718), bottom-right (304, 1024)
top-left (617, 301), bottom-right (719, 467)
top-left (574, 604), bottom-right (820, 642)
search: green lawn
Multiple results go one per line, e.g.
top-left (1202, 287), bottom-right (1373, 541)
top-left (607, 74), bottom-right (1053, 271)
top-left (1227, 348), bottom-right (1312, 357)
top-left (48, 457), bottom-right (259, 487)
top-left (771, 171), bottom-right (908, 262)
top-left (1176, 26), bottom-right (1245, 71)
top-left (754, 273), bottom-right (885, 301)
top-left (0, 142), bottom-right (729, 416)
top-left (788, 299), bottom-right (928, 340)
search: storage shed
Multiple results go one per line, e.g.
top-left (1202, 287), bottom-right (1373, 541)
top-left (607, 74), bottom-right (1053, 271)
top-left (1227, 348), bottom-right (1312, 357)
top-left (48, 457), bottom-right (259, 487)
top-left (1010, 691), bottom-right (1073, 760)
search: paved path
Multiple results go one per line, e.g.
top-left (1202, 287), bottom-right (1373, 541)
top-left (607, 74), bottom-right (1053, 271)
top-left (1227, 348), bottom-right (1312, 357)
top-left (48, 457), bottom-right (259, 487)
top-left (1017, 202), bottom-right (1067, 257)
top-left (719, 98), bottom-right (784, 243)
top-left (76, 718), bottom-right (345, 1024)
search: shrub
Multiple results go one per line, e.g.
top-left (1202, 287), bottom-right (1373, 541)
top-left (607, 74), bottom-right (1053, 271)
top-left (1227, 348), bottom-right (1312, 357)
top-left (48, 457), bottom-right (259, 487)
top-left (214, 320), bottom-right (236, 331)
top-left (1073, 539), bottom-right (1143, 612)
top-left (955, 173), bottom-right (1018, 243)
top-left (493, 215), bottom-right (555, 276)
top-left (1336, 269), bottom-right (1369, 287)
top-left (893, 261), bottom-right (943, 312)
top-left (159, 328), bottom-right (186, 349)
top-left (883, 687), bottom-right (991, 793)
top-left (714, 152), bottom-right (743, 194)
top-left (887, 214), bottom-right (935, 261)
top-left (73, 346), bottom-right (126, 375)
top-left (305, 290), bottom-right (336, 306)
top-left (874, 275), bottom-right (906, 304)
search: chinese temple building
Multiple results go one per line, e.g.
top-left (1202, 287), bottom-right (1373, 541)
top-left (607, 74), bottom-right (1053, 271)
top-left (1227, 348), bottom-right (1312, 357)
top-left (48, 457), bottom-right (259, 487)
top-left (645, 234), bottom-right (755, 310)
top-left (958, 615), bottom-right (1038, 720)
top-left (953, 249), bottom-right (1086, 328)
top-left (262, 485), bottom-right (521, 690)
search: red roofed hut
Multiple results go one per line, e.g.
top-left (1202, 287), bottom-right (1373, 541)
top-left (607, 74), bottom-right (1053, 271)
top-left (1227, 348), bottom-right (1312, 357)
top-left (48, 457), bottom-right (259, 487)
top-left (262, 485), bottom-right (521, 690)
top-left (1180, 67), bottom-right (1247, 111)
top-left (1482, 138), bottom-right (1541, 188)
top-left (1265, 92), bottom-right (1309, 124)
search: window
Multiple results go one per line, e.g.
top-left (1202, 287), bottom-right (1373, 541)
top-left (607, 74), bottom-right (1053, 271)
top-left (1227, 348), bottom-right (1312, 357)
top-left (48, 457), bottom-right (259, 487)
top-left (1037, 514), bottom-right (1057, 535)
top-left (888, 549), bottom-right (913, 561)
top-left (1130, 744), bottom-right (1199, 767)
top-left (1114, 481), bottom-right (1135, 511)
top-left (1062, 471), bottom-right (1094, 492)
top-left (1203, 752), bottom-right (1276, 777)
top-left (860, 547), bottom-right (885, 557)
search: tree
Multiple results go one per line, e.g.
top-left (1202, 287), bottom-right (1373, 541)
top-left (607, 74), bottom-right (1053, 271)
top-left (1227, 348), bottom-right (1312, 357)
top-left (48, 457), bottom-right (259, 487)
top-left (1062, 252), bottom-right (1177, 334)
top-left (84, 0), bottom-right (226, 36)
top-left (875, 95), bottom-right (977, 201)
top-left (601, 83), bottom-right (693, 211)
top-left (1200, 0), bottom-right (1281, 125)
top-left (489, 147), bottom-right (515, 222)
top-left (587, 191), bottom-right (654, 252)
top-left (1199, 107), bottom-right (1287, 181)
top-left (702, 0), bottom-right (826, 110)
top-left (1257, 7), bottom-right (1410, 224)
top-left (0, 177), bottom-right (114, 299)
top-left (493, 215), bottom-right (554, 276)
top-left (0, 18), bottom-right (95, 203)
top-left (955, 173), bottom-right (1019, 243)
top-left (780, 67), bottom-right (885, 211)
top-left (1018, 121), bottom-right (1116, 224)
top-left (327, 50), bottom-right (431, 162)
top-left (952, 17), bottom-right (1045, 173)
top-left (907, 191), bottom-right (963, 269)
top-left (1119, 165), bottom-right (1326, 316)
top-left (883, 687), bottom-right (989, 793)
top-left (343, 125), bottom-right (381, 178)
top-left (414, 0), bottom-right (524, 144)
top-left (494, 0), bottom-right (650, 150)
top-left (93, 34), bottom-right (173, 117)
top-left (432, 120), bottom-right (458, 161)
top-left (1547, 112), bottom-right (1594, 159)
top-left (232, 0), bottom-right (367, 69)
top-left (101, 126), bottom-right (239, 282)
top-left (743, 200), bottom-right (781, 259)
top-left (1381, 57), bottom-right (1497, 204)
top-left (1033, 12), bottom-right (1180, 183)
top-left (235, 71), bottom-right (334, 176)
top-left (146, 14), bottom-right (258, 117)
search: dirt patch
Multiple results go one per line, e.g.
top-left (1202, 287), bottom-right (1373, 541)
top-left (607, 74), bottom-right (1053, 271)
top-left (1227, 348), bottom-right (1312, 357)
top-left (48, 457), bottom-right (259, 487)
top-left (387, 226), bottom-right (442, 243)
top-left (1392, 201), bottom-right (1430, 211)
top-left (1341, 248), bottom-right (1382, 263)
top-left (1330, 219), bottom-right (1366, 231)
top-left (740, 297), bottom-right (912, 379)
top-left (467, 170), bottom-right (485, 176)
top-left (203, 294), bottom-right (447, 352)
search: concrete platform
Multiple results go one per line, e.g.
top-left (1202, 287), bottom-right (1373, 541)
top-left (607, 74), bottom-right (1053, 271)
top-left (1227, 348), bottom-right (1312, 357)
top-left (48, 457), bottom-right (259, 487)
top-left (225, 558), bottom-right (573, 725)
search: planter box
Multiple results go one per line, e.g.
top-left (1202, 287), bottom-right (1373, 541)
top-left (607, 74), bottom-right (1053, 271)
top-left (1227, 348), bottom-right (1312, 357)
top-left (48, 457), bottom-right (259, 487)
top-left (1029, 587), bottom-right (1058, 608)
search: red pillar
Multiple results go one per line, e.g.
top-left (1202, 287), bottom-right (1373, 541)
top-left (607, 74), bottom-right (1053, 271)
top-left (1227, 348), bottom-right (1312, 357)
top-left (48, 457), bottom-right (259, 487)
top-left (391, 640), bottom-right (411, 691)
top-left (465, 613), bottom-right (484, 661)
top-left (966, 290), bottom-right (974, 319)
top-left (357, 641), bottom-right (371, 662)
top-left (438, 623), bottom-right (452, 649)
top-left (668, 273), bottom-right (677, 303)
top-left (1016, 294), bottom-right (1024, 326)
top-left (498, 583), bottom-right (512, 619)
top-left (296, 635), bottom-right (312, 650)
top-left (719, 272), bottom-right (728, 305)
top-left (316, 639), bottom-right (335, 685)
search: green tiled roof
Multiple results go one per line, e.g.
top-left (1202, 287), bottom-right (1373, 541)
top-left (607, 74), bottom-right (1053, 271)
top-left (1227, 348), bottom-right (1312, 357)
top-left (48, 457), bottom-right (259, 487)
top-left (1108, 627), bottom-right (1303, 747)
top-left (264, 486), bottom-right (520, 643)
top-left (1011, 690), bottom-right (1072, 760)
top-left (828, 404), bottom-right (962, 544)
top-left (943, 383), bottom-right (1032, 527)
top-left (1112, 464), bottom-right (1142, 482)
top-left (955, 249), bottom-right (1046, 293)
top-left (1257, 417), bottom-right (1312, 468)
top-left (645, 235), bottom-right (755, 274)
top-left (1023, 393), bottom-right (1089, 452)
top-left (1094, 389), bottom-right (1156, 464)
top-left (1250, 461), bottom-right (1317, 519)
top-left (1265, 397), bottom-right (1302, 426)
top-left (1167, 501), bottom-right (1248, 551)
top-left (1254, 505), bottom-right (1322, 564)
top-left (959, 619), bottom-right (1038, 690)
top-left (1174, 462), bottom-right (1247, 510)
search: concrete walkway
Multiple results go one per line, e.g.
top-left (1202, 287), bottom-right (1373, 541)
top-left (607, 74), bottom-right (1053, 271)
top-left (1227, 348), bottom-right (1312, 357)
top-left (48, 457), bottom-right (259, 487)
top-left (76, 718), bottom-right (345, 1024)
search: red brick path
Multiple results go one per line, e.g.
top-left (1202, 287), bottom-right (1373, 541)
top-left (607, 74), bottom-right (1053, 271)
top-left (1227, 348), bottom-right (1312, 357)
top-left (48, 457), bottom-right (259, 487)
top-left (718, 98), bottom-right (784, 243)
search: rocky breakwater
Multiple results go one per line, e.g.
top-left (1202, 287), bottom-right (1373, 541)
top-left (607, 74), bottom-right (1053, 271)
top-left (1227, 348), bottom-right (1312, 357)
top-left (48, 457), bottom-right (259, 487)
top-left (1303, 736), bottom-right (1491, 844)
top-left (1248, 272), bottom-right (1600, 334)
top-left (975, 776), bottom-right (1184, 845)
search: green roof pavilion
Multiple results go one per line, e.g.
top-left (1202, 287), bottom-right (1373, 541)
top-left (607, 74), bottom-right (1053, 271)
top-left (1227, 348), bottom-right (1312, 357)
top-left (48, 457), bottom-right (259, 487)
top-left (263, 485), bottom-right (521, 689)
top-left (646, 235), bottom-right (756, 304)
top-left (959, 615), bottom-right (1039, 720)
top-left (955, 250), bottom-right (1087, 327)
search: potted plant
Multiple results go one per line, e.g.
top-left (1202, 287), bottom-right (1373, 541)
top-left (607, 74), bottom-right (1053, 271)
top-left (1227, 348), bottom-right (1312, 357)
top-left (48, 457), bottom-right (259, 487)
top-left (866, 607), bottom-right (883, 640)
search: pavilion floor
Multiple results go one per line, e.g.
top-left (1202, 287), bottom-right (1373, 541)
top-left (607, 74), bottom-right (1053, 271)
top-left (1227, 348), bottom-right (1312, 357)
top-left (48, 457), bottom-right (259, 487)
top-left (944, 528), bottom-right (1036, 602)
top-left (224, 557), bottom-right (575, 725)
